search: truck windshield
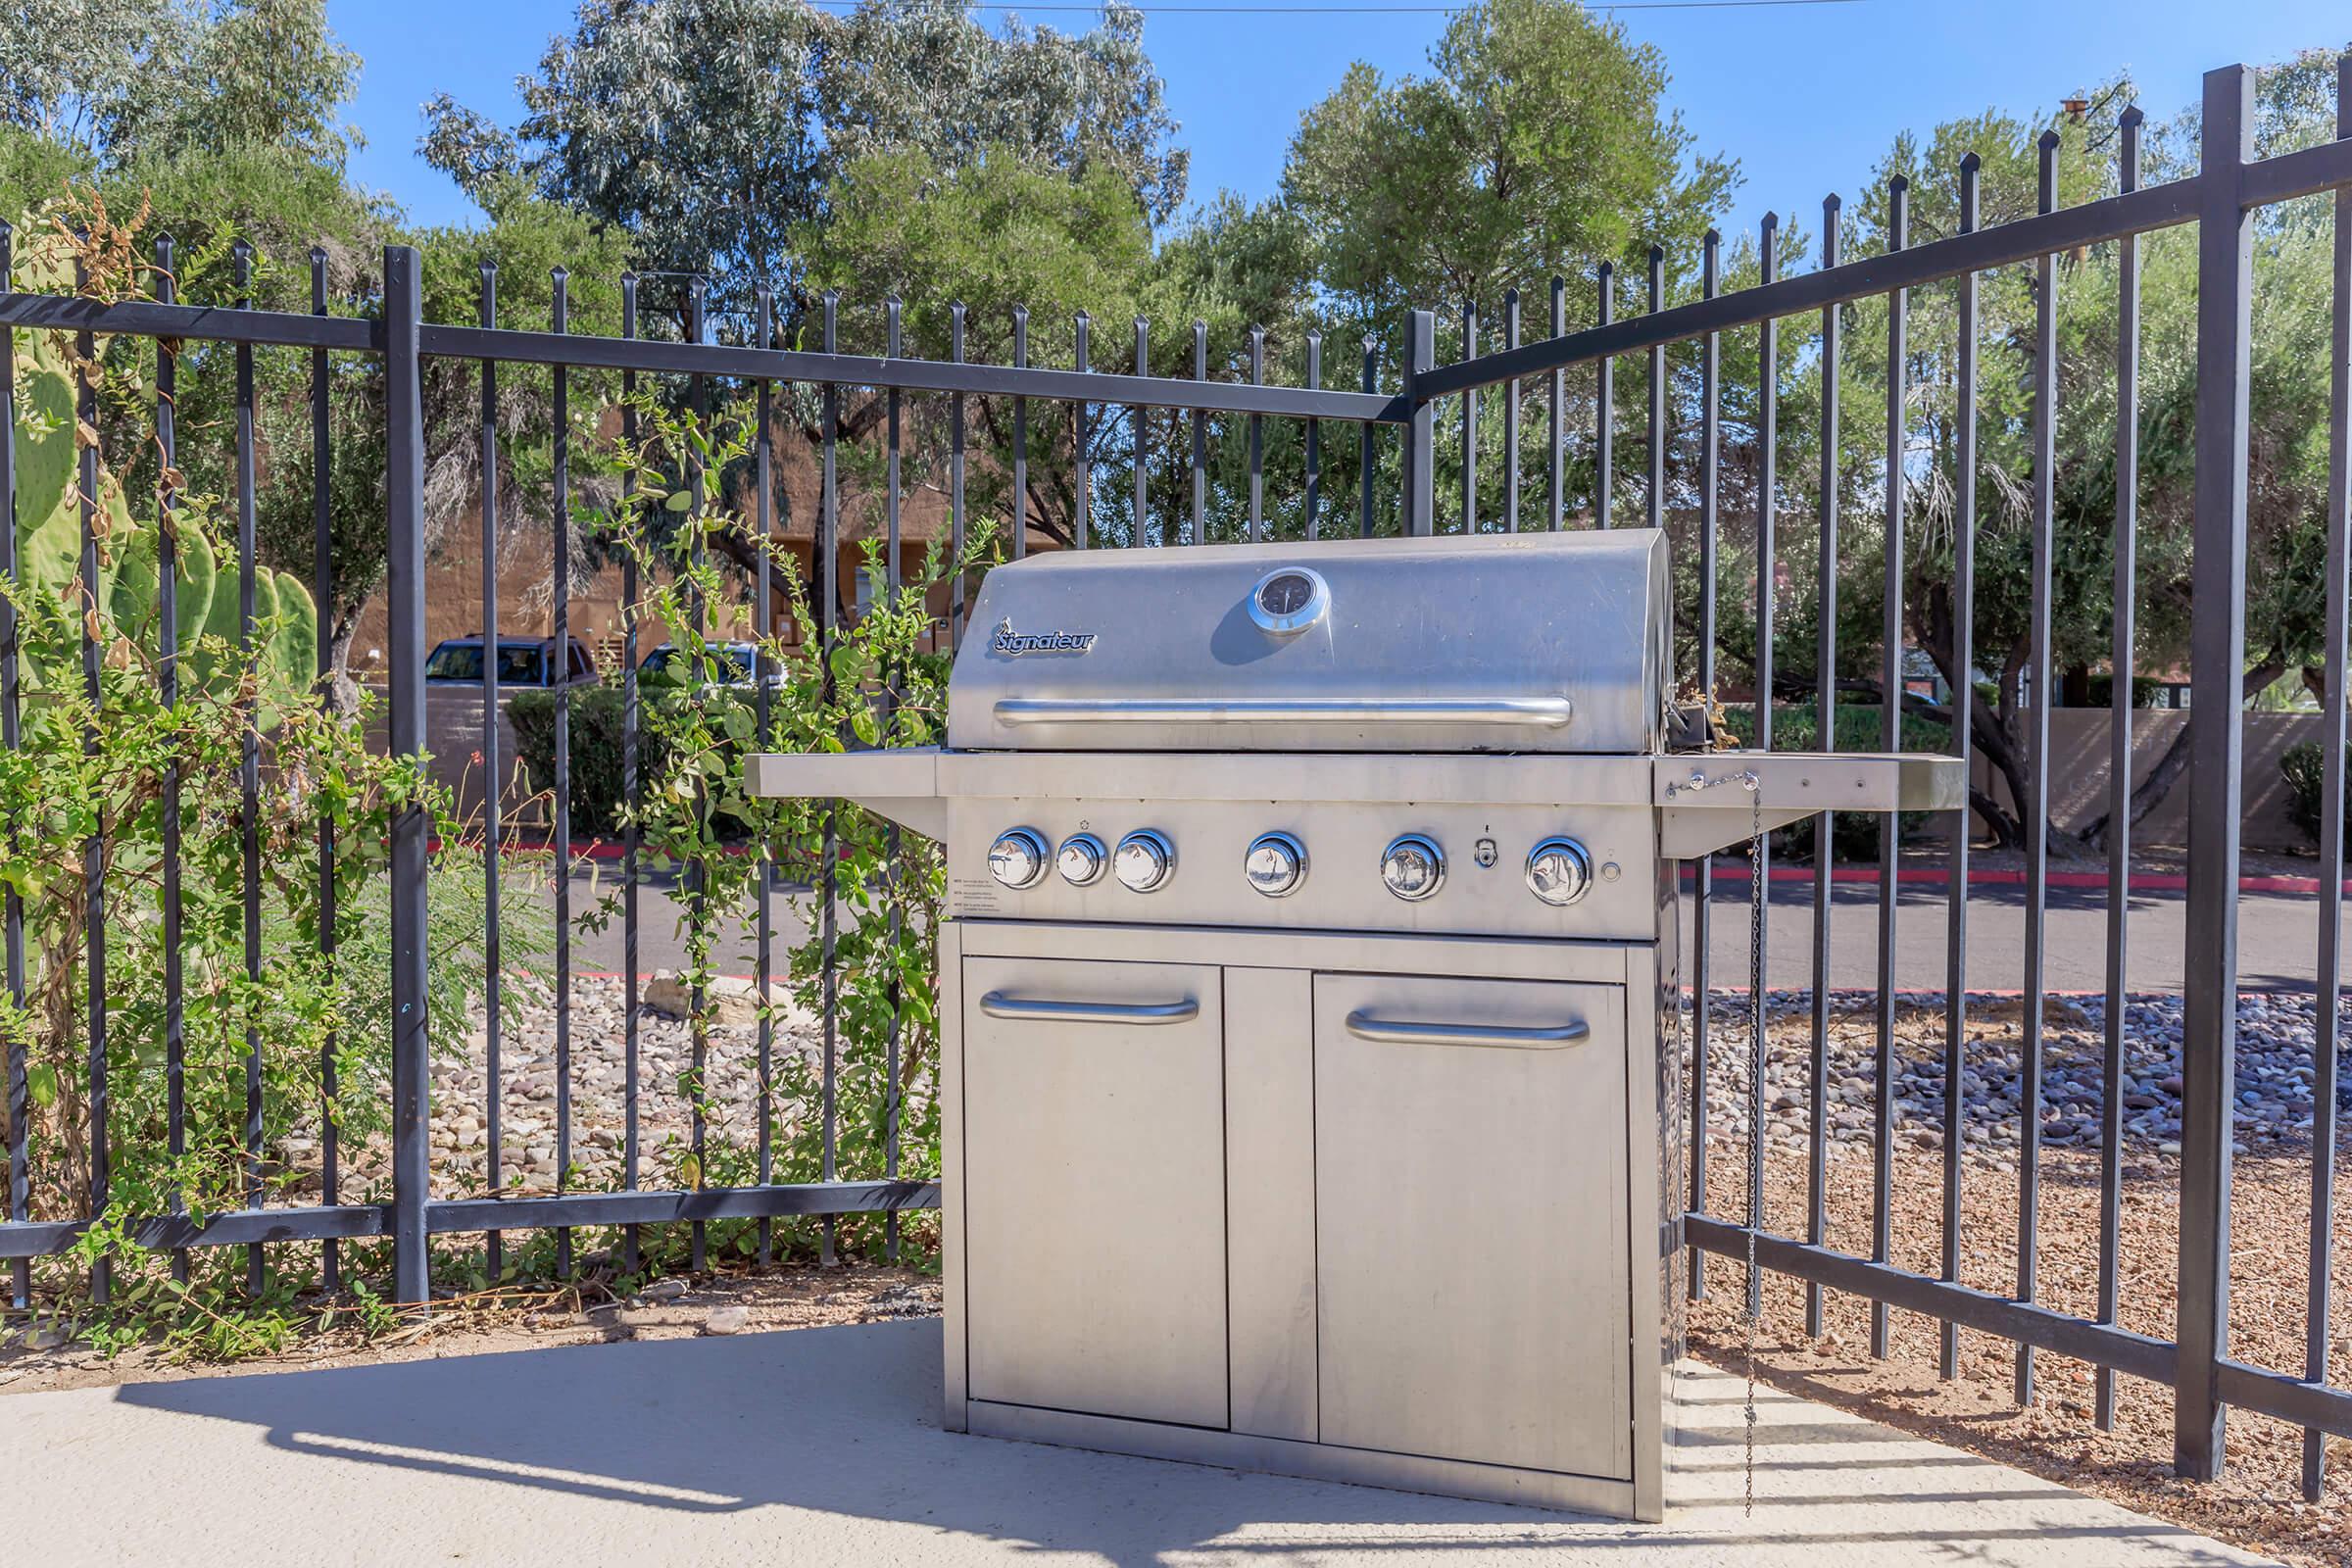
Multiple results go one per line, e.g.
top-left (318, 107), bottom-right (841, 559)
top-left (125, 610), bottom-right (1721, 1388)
top-left (425, 643), bottom-right (548, 684)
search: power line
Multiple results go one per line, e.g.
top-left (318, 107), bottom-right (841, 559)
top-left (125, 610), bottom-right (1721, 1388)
top-left (804, 0), bottom-right (1864, 14)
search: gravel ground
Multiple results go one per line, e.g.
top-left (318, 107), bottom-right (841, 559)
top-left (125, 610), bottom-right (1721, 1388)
top-left (1686, 984), bottom-right (2352, 1568)
top-left (1690, 1136), bottom-right (2352, 1568)
top-left (431, 974), bottom-right (832, 1197)
top-left (1700, 987), bottom-right (2339, 1157)
top-left (1689, 988), bottom-right (2352, 1564)
top-left (272, 975), bottom-right (834, 1200)
top-left (24, 975), bottom-right (2352, 1561)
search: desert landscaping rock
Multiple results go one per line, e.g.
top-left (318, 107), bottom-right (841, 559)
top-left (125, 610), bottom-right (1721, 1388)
top-left (279, 979), bottom-right (2344, 1203)
top-left (410, 976), bottom-right (830, 1197)
top-left (641, 970), bottom-right (807, 1030)
top-left (1695, 987), bottom-right (2343, 1160)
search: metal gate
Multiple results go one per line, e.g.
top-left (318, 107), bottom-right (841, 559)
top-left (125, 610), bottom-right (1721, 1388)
top-left (2, 54), bottom-right (2350, 1496)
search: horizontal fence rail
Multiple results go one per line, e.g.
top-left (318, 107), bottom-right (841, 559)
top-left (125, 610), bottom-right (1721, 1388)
top-left (0, 297), bottom-right (1409, 423)
top-left (0, 212), bottom-right (1426, 1318)
top-left (1656, 58), bottom-right (2352, 1493)
top-left (1419, 131), bottom-right (2352, 403)
top-left (0, 51), bottom-right (2347, 1503)
top-left (0, 1182), bottom-right (941, 1258)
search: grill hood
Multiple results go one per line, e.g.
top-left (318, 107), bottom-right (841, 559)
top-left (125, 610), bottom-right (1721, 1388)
top-left (947, 531), bottom-right (1673, 755)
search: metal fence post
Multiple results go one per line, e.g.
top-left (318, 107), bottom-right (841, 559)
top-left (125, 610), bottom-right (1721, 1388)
top-left (384, 244), bottom-right (432, 1305)
top-left (1404, 310), bottom-right (1436, 536)
top-left (2178, 63), bottom-right (2255, 1482)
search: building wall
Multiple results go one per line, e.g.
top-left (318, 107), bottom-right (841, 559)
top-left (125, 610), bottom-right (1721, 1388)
top-left (1967, 709), bottom-right (2322, 852)
top-left (342, 420), bottom-right (1041, 678)
top-left (344, 534), bottom-right (943, 681)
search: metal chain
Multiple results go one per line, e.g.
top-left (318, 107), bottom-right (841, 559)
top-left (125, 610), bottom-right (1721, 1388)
top-left (1743, 773), bottom-right (1765, 1518)
top-left (1674, 766), bottom-right (1767, 1514)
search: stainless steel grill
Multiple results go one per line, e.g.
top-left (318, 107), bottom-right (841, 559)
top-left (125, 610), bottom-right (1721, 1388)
top-left (751, 528), bottom-right (1961, 1519)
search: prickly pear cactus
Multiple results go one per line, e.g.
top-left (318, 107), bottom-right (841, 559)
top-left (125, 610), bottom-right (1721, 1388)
top-left (10, 238), bottom-right (318, 702)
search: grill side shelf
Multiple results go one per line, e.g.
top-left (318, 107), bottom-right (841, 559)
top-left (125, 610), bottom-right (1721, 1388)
top-left (745, 749), bottom-right (948, 840)
top-left (1654, 753), bottom-right (1967, 858)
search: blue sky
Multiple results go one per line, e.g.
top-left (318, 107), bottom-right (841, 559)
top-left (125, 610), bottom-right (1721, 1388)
top-left (334, 0), bottom-right (2348, 247)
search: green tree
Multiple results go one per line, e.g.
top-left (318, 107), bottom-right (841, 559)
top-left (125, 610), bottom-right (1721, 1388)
top-left (1269, 0), bottom-right (1738, 552)
top-left (1862, 49), bottom-right (2347, 849)
top-left (420, 0), bottom-right (1192, 604)
top-left (276, 179), bottom-right (633, 681)
top-left (803, 146), bottom-right (1152, 552)
top-left (3, 144), bottom-right (630, 685)
top-left (420, 0), bottom-right (1185, 327)
top-left (1281, 0), bottom-right (1733, 326)
top-left (0, 0), bottom-right (361, 172)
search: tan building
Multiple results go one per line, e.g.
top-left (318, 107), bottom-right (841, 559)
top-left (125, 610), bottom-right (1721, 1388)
top-left (348, 421), bottom-right (1060, 677)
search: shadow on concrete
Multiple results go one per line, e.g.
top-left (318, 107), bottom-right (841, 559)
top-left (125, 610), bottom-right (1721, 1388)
top-left (106, 1322), bottom-right (2261, 1566)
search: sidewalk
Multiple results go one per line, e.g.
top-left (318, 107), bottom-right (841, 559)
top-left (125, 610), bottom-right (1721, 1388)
top-left (5, 1319), bottom-right (2276, 1566)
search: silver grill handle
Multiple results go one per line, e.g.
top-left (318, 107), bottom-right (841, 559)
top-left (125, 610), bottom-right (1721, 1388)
top-left (979, 992), bottom-right (1200, 1026)
top-left (1344, 1009), bottom-right (1590, 1051)
top-left (992, 696), bottom-right (1572, 728)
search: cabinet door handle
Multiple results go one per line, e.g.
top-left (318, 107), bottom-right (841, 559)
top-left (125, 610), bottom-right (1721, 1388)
top-left (1344, 1009), bottom-right (1589, 1050)
top-left (979, 992), bottom-right (1200, 1025)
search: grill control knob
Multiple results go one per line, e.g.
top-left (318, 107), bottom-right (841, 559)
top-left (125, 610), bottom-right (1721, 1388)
top-left (1380, 833), bottom-right (1446, 902)
top-left (986, 827), bottom-right (1050, 890)
top-left (1244, 831), bottom-right (1308, 898)
top-left (1113, 829), bottom-right (1177, 893)
top-left (1055, 832), bottom-right (1107, 887)
top-left (1526, 836), bottom-right (1593, 906)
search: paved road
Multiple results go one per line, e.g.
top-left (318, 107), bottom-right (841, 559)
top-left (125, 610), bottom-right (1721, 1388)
top-left (552, 866), bottom-right (2331, 995)
top-left (1682, 872), bottom-right (2330, 996)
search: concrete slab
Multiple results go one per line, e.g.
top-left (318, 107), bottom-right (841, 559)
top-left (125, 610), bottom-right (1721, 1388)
top-left (3, 1319), bottom-right (2275, 1566)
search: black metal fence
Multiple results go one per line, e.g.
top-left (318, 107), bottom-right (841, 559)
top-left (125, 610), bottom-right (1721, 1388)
top-left (2, 54), bottom-right (2351, 1498)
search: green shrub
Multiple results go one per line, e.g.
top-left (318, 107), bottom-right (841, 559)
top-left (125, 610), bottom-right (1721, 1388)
top-left (511, 679), bottom-right (784, 846)
top-left (1712, 701), bottom-right (1952, 859)
top-left (511, 681), bottom-right (662, 841)
top-left (0, 212), bottom-right (534, 1324)
top-left (2281, 741), bottom-right (2350, 846)
top-left (1715, 699), bottom-right (1949, 755)
top-left (578, 387), bottom-right (973, 1267)
top-left (2082, 673), bottom-right (2180, 710)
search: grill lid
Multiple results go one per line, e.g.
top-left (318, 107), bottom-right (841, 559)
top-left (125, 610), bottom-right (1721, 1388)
top-left (948, 531), bottom-right (1672, 755)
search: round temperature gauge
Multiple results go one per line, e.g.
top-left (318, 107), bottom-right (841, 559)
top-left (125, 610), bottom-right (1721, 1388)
top-left (1247, 566), bottom-right (1330, 636)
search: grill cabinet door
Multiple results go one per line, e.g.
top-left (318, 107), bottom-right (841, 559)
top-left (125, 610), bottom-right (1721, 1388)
top-left (961, 956), bottom-right (1228, 1428)
top-left (1313, 974), bottom-right (1631, 1478)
